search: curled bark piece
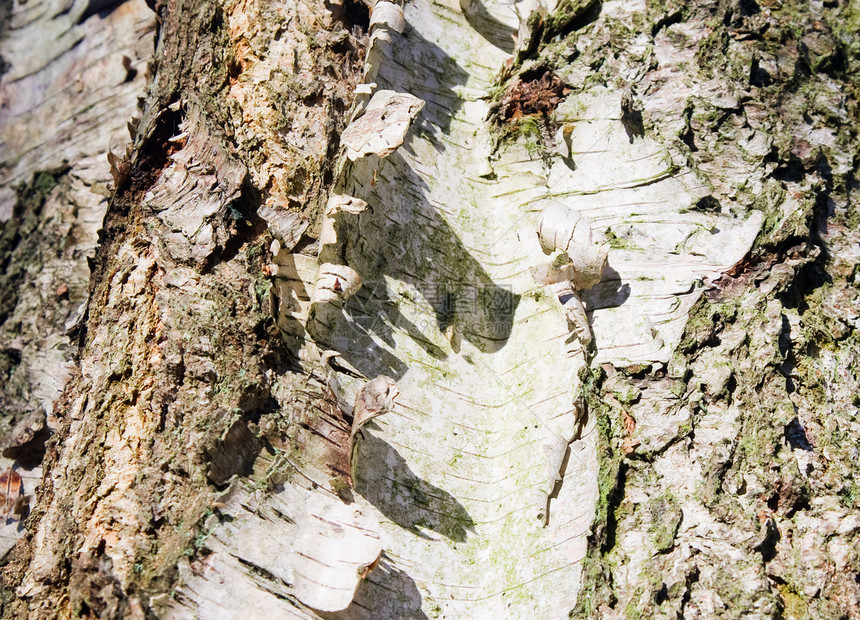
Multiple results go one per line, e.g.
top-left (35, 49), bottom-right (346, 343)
top-left (324, 194), bottom-right (369, 219)
top-left (533, 202), bottom-right (606, 350)
top-left (530, 273), bottom-right (593, 350)
top-left (319, 194), bottom-right (368, 263)
top-left (536, 201), bottom-right (589, 256)
top-left (530, 255), bottom-right (575, 286)
top-left (554, 123), bottom-right (574, 159)
top-left (307, 264), bottom-right (363, 343)
top-left (369, 1), bottom-right (405, 33)
top-left (535, 435), bottom-right (569, 525)
top-left (536, 201), bottom-right (608, 290)
top-left (340, 90), bottom-right (425, 160)
top-left (550, 281), bottom-right (592, 347)
top-left (257, 202), bottom-right (309, 253)
top-left (554, 123), bottom-right (576, 170)
top-left (361, 1), bottom-right (406, 86)
top-left (349, 376), bottom-right (399, 484)
top-left (311, 263), bottom-right (363, 306)
top-left (352, 375), bottom-right (399, 432)
top-left (290, 500), bottom-right (382, 612)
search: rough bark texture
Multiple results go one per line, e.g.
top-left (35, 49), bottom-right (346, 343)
top-left (0, 0), bottom-right (858, 618)
top-left (0, 0), bottom-right (155, 562)
top-left (1, 0), bottom-right (366, 616)
top-left (557, 2), bottom-right (860, 618)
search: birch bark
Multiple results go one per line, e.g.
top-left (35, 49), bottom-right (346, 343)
top-left (0, 0), bottom-right (858, 618)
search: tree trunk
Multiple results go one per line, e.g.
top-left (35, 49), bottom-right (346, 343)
top-left (1, 0), bottom-right (858, 618)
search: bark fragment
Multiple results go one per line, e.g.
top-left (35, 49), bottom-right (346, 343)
top-left (340, 89), bottom-right (426, 160)
top-left (290, 500), bottom-right (382, 612)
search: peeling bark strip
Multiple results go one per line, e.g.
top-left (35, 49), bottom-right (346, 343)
top-left (340, 89), bottom-right (425, 160)
top-left (143, 102), bottom-right (248, 266)
top-left (1, 0), bottom-right (859, 618)
top-left (290, 500), bottom-right (382, 612)
top-left (349, 375), bottom-right (399, 484)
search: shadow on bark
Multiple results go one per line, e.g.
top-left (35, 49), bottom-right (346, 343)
top-left (332, 148), bottom-right (522, 379)
top-left (354, 431), bottom-right (475, 543)
top-left (332, 554), bottom-right (429, 620)
top-left (583, 263), bottom-right (630, 311)
top-left (376, 24), bottom-right (467, 137)
top-left (460, 0), bottom-right (516, 54)
top-left (314, 18), bottom-right (520, 379)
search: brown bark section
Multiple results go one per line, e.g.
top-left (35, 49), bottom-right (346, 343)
top-left (0, 0), bottom-right (364, 617)
top-left (0, 0), bottom-right (155, 561)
